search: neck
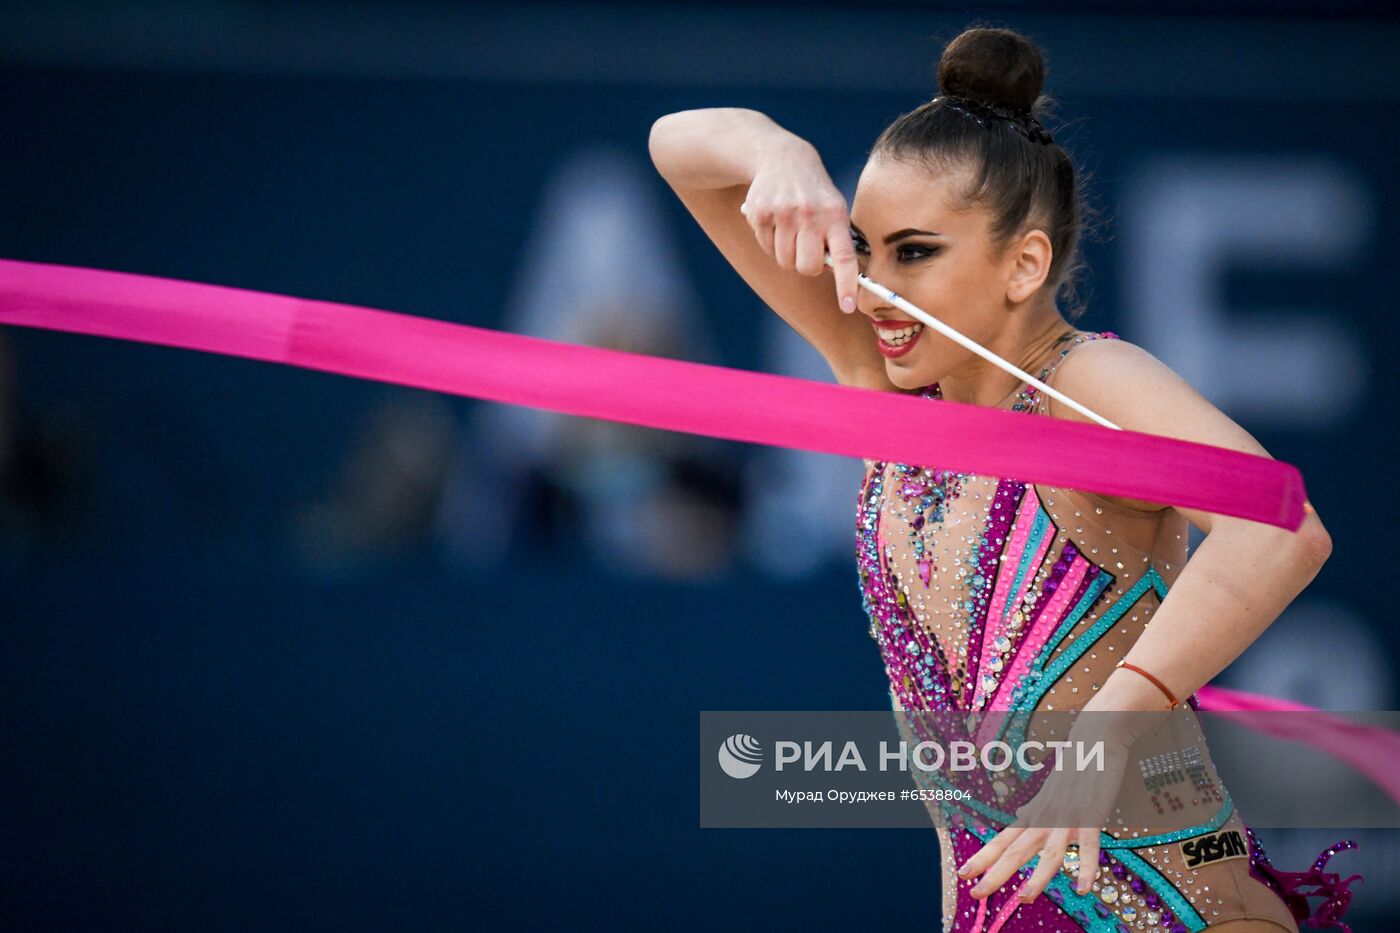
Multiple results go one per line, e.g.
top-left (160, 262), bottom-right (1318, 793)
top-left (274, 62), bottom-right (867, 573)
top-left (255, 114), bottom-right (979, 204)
top-left (936, 307), bottom-right (1075, 407)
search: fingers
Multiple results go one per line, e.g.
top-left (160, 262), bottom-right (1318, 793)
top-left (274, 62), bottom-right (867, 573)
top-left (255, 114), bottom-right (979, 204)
top-left (794, 223), bottom-right (825, 277)
top-left (773, 212), bottom-right (797, 270)
top-left (956, 824), bottom-right (1022, 888)
top-left (742, 195), bottom-right (853, 316)
top-left (825, 219), bottom-right (859, 313)
top-left (962, 827), bottom-right (1097, 904)
top-left (966, 826), bottom-right (1043, 899)
top-left (963, 823), bottom-right (1041, 896)
top-left (741, 201), bottom-right (775, 259)
top-left (1075, 828), bottom-right (1101, 895)
top-left (1017, 830), bottom-right (1069, 903)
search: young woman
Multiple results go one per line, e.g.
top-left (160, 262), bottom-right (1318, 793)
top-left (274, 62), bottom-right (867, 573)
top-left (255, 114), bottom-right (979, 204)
top-left (650, 25), bottom-right (1355, 933)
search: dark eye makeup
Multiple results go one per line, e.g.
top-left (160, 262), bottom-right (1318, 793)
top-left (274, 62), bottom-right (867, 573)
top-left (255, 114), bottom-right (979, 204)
top-left (850, 233), bottom-right (940, 263)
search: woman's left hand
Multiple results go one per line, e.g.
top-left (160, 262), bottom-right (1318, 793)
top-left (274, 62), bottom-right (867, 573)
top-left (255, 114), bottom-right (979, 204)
top-left (954, 722), bottom-right (1135, 902)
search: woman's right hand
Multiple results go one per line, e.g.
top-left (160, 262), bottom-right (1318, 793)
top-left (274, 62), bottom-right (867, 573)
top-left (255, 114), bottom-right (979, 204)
top-left (739, 141), bottom-right (861, 315)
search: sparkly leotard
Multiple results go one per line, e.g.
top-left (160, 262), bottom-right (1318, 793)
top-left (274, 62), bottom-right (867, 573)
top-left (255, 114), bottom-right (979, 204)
top-left (855, 331), bottom-right (1355, 933)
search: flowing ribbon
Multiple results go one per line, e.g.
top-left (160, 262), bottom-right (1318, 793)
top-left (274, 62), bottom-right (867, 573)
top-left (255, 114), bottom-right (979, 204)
top-left (1196, 684), bottom-right (1400, 803)
top-left (0, 258), bottom-right (1306, 529)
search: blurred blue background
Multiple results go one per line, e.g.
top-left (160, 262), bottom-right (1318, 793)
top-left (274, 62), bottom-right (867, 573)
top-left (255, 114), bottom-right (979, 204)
top-left (1, 1), bottom-right (1395, 930)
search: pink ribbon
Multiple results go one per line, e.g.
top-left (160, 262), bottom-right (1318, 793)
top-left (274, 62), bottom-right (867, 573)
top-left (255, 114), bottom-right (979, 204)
top-left (1197, 684), bottom-right (1400, 804)
top-left (0, 258), bottom-right (1307, 529)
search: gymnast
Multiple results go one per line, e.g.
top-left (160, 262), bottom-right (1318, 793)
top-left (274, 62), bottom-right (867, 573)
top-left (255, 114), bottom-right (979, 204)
top-left (649, 24), bottom-right (1356, 933)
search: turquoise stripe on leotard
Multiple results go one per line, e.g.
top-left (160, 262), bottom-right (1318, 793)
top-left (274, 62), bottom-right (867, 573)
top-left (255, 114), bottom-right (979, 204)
top-left (993, 568), bottom-right (1112, 759)
top-left (963, 818), bottom-right (1211, 931)
top-left (1037, 567), bottom-right (1169, 689)
top-left (1006, 569), bottom-right (1113, 715)
top-left (1041, 570), bottom-right (1116, 666)
top-left (1001, 569), bottom-right (1162, 759)
top-left (1105, 844), bottom-right (1211, 931)
top-left (969, 508), bottom-right (1049, 714)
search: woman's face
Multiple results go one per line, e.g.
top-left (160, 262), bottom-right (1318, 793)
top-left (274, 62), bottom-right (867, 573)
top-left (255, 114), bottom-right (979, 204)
top-left (848, 154), bottom-right (1012, 390)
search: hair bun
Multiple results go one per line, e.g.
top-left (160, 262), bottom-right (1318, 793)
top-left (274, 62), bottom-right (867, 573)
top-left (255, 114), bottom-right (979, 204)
top-left (937, 27), bottom-right (1045, 113)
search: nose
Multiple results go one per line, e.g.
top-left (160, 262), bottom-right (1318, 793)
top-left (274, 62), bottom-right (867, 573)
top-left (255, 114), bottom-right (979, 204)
top-left (858, 289), bottom-right (892, 321)
top-left (853, 269), bottom-right (886, 317)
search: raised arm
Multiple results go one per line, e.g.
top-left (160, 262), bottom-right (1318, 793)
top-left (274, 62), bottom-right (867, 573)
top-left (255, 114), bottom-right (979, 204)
top-left (648, 108), bottom-right (895, 391)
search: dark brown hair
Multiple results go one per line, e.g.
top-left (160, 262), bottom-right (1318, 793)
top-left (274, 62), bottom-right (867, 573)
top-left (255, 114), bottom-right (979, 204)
top-left (871, 26), bottom-right (1091, 318)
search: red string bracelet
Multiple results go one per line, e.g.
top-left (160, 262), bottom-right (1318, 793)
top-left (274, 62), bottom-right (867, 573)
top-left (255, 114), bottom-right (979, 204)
top-left (1115, 659), bottom-right (1180, 710)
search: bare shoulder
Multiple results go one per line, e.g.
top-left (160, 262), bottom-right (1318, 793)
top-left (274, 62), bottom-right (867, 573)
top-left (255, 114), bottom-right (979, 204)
top-left (1052, 338), bottom-right (1196, 409)
top-left (1048, 338), bottom-right (1236, 444)
top-left (1045, 336), bottom-right (1276, 523)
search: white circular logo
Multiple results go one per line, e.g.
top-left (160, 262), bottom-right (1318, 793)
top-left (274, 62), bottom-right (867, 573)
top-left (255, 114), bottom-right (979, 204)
top-left (718, 733), bottom-right (763, 779)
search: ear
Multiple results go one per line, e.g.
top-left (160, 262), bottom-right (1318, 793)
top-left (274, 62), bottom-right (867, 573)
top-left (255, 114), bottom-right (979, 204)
top-left (1004, 228), bottom-right (1053, 304)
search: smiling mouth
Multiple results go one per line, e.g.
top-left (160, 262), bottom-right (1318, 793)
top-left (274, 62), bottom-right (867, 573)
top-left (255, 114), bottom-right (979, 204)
top-left (876, 322), bottom-right (924, 347)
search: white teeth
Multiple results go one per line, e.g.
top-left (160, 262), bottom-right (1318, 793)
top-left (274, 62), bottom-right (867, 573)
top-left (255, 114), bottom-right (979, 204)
top-left (880, 323), bottom-right (923, 346)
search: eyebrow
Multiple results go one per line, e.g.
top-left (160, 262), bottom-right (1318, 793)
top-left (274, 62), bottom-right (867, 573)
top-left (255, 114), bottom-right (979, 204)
top-left (849, 222), bottom-right (943, 245)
